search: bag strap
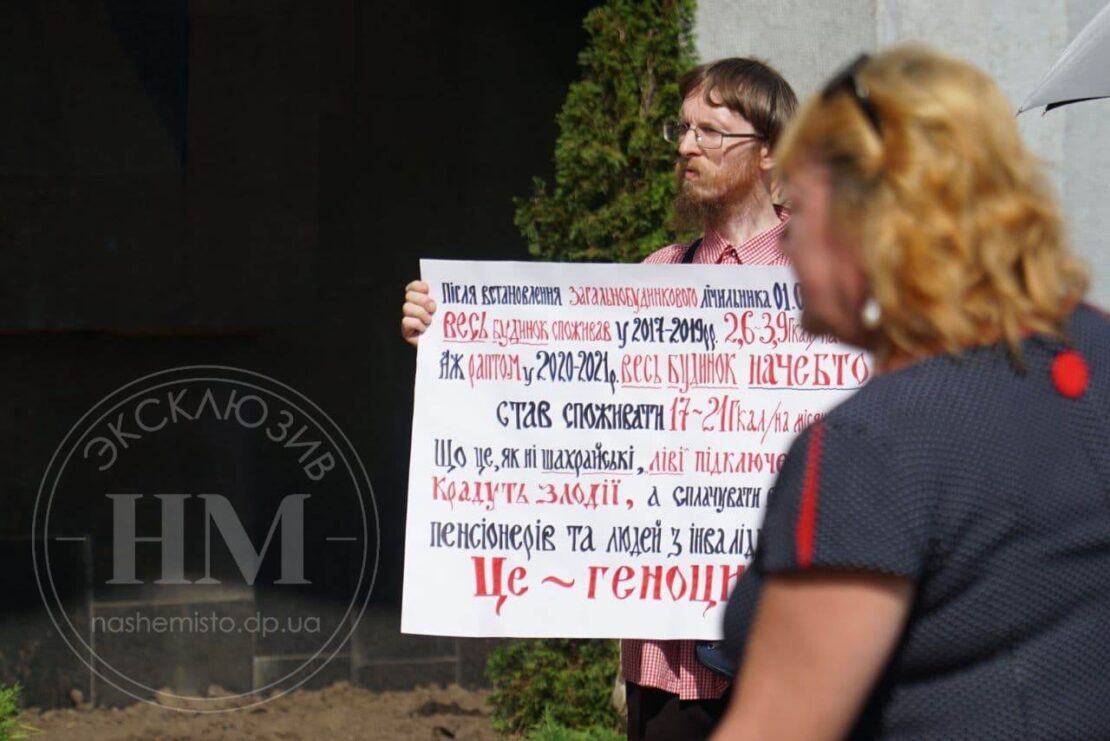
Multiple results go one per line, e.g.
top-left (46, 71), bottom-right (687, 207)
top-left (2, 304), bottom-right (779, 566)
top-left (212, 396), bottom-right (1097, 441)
top-left (681, 237), bottom-right (703, 264)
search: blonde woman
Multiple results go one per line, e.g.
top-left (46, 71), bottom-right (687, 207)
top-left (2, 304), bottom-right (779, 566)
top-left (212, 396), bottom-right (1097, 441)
top-left (714, 47), bottom-right (1109, 739)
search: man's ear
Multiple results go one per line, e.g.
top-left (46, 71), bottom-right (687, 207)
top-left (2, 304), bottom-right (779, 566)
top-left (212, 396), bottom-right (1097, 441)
top-left (760, 144), bottom-right (775, 173)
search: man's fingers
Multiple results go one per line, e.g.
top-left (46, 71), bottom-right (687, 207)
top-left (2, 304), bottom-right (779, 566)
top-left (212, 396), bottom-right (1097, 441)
top-left (402, 302), bottom-right (433, 325)
top-left (401, 316), bottom-right (427, 346)
top-left (400, 279), bottom-right (433, 347)
top-left (405, 290), bottom-right (436, 314)
top-left (401, 316), bottom-right (426, 334)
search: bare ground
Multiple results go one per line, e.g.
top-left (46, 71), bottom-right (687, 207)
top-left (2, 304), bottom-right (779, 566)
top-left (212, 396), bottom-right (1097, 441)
top-left (18, 682), bottom-right (498, 740)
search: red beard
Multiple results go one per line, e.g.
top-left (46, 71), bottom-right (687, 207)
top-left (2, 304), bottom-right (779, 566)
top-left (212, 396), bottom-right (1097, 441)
top-left (673, 151), bottom-right (760, 229)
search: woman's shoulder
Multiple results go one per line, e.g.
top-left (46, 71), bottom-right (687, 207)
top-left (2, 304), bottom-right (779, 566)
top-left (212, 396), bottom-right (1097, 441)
top-left (820, 354), bottom-right (975, 441)
top-left (822, 302), bottom-right (1110, 446)
top-left (1070, 302), bottom-right (1110, 357)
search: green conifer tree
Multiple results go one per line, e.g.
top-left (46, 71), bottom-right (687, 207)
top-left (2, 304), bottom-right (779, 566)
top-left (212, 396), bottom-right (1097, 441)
top-left (490, 5), bottom-right (698, 733)
top-left (514, 0), bottom-right (698, 263)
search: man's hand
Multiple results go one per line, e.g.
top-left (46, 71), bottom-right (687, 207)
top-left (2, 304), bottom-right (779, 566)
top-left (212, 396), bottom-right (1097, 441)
top-left (401, 280), bottom-right (437, 347)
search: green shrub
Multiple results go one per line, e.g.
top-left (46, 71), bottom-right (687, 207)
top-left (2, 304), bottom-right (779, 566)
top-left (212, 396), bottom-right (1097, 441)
top-left (496, 0), bottom-right (697, 734)
top-left (514, 0), bottom-right (698, 263)
top-left (486, 639), bottom-right (620, 735)
top-left (525, 708), bottom-right (624, 741)
top-left (0, 684), bottom-right (37, 740)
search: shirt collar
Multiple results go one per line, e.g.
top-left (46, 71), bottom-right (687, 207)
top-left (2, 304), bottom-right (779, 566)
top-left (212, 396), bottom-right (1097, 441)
top-left (700, 205), bottom-right (791, 264)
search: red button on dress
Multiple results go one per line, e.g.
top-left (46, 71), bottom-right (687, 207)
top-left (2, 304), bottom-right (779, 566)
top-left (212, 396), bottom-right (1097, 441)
top-left (1051, 349), bottom-right (1089, 399)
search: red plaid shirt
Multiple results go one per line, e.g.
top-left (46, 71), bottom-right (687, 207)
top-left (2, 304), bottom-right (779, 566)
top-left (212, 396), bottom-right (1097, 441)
top-left (623, 205), bottom-right (790, 700)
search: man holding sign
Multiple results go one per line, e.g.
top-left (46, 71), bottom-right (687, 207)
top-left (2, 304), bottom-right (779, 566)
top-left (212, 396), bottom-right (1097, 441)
top-left (401, 58), bottom-right (798, 741)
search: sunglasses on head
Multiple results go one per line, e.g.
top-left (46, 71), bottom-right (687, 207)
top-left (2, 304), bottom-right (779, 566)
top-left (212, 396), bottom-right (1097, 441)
top-left (821, 53), bottom-right (882, 138)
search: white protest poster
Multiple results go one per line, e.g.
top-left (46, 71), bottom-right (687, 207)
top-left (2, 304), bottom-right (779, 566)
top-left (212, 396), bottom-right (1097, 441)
top-left (401, 259), bottom-right (870, 639)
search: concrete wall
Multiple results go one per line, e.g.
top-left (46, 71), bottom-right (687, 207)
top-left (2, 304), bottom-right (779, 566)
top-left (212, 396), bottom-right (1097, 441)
top-left (0, 0), bottom-right (592, 708)
top-left (695, 0), bottom-right (1110, 305)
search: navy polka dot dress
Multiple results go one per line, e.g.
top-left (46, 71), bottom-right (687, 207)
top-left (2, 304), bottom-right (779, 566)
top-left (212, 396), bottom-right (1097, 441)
top-left (722, 304), bottom-right (1110, 739)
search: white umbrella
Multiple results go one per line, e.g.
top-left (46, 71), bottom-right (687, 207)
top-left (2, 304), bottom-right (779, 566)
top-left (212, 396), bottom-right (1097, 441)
top-left (1020, 1), bottom-right (1110, 113)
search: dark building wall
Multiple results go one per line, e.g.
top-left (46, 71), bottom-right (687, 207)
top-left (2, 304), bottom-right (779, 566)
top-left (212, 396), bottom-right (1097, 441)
top-left (0, 0), bottom-right (597, 707)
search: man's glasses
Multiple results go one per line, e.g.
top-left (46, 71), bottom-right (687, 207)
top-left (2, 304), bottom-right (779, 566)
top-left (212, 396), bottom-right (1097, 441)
top-left (662, 121), bottom-right (765, 149)
top-left (821, 53), bottom-right (882, 138)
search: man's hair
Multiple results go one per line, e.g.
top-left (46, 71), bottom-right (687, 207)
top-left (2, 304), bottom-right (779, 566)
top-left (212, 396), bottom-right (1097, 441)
top-left (776, 45), bottom-right (1088, 360)
top-left (679, 58), bottom-right (799, 148)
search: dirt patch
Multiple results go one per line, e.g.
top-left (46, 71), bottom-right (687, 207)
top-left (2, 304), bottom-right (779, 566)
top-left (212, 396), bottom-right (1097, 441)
top-left (20, 682), bottom-right (498, 740)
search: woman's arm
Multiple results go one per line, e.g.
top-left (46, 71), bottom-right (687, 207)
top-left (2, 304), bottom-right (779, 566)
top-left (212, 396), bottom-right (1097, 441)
top-left (712, 569), bottom-right (913, 741)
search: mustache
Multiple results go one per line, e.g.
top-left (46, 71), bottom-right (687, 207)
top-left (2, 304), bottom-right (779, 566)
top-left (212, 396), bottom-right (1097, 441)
top-left (675, 159), bottom-right (700, 181)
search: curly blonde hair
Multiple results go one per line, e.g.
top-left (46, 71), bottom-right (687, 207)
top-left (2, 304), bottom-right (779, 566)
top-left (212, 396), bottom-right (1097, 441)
top-left (776, 45), bottom-right (1088, 361)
